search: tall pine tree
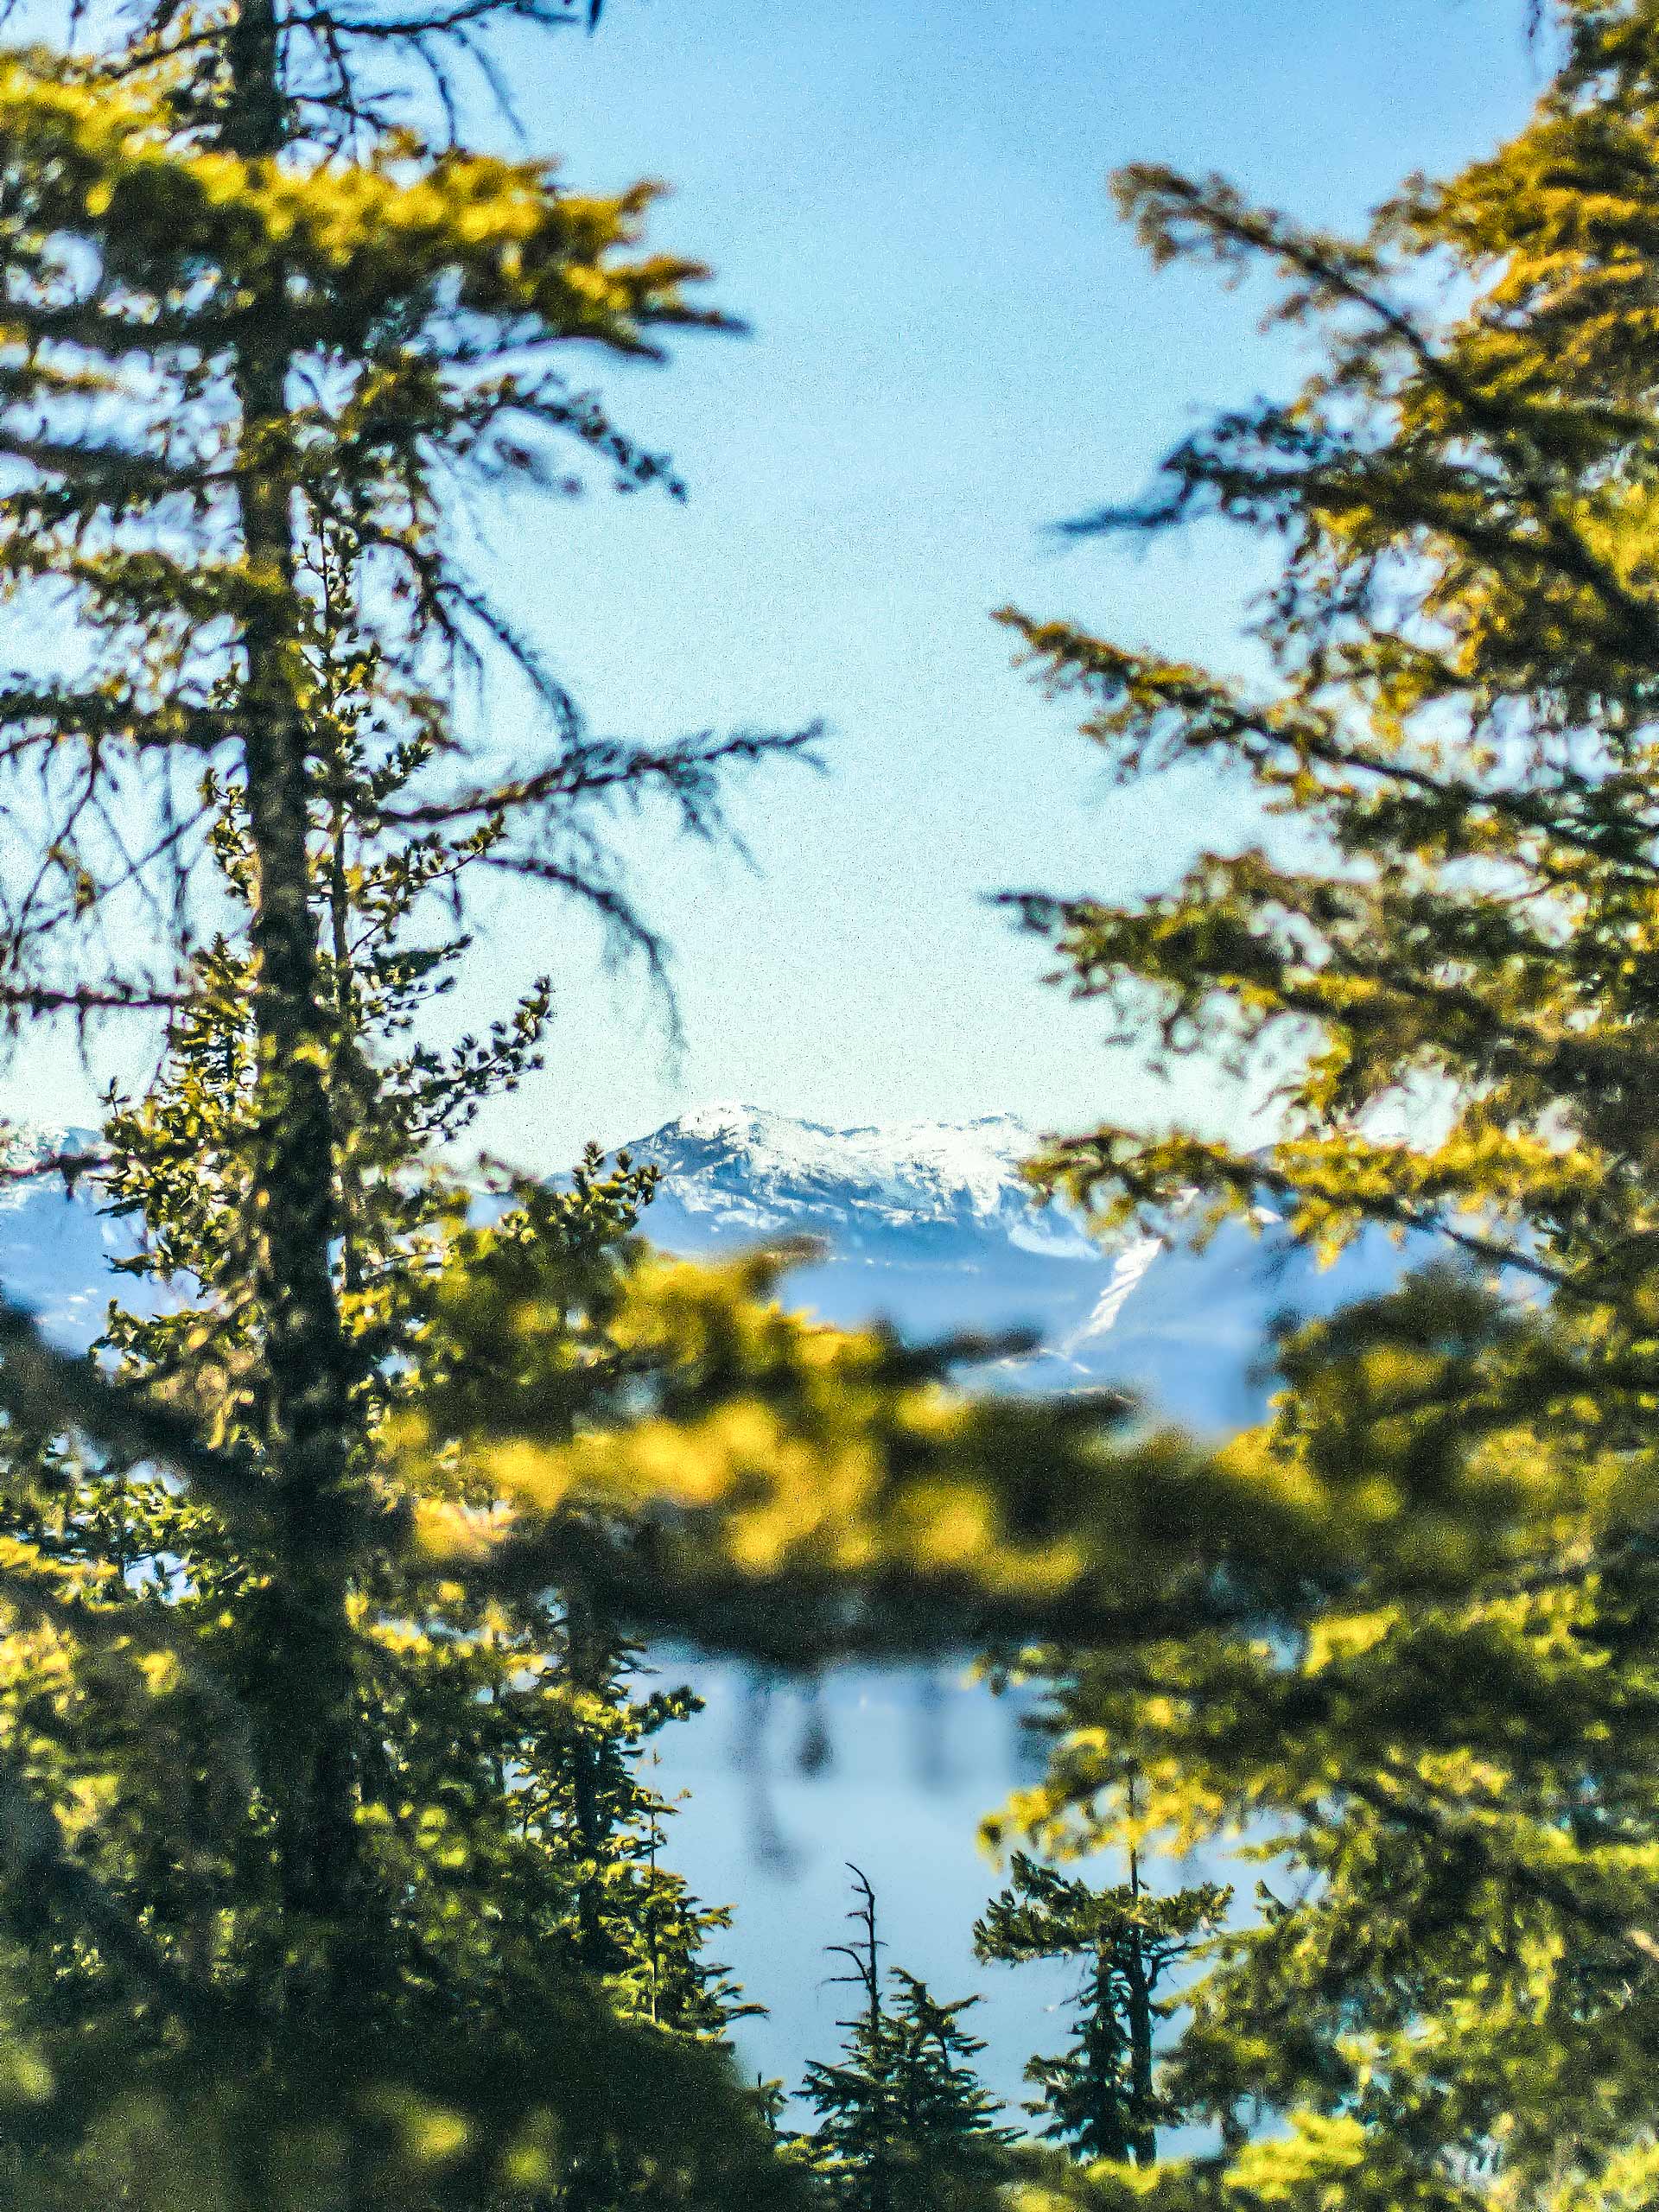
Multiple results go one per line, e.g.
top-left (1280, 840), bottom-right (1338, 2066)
top-left (0, 0), bottom-right (813, 2198)
top-left (0, 617), bottom-right (772, 2207)
top-left (974, 1847), bottom-right (1226, 2167)
top-left (988, 3), bottom-right (1659, 2209)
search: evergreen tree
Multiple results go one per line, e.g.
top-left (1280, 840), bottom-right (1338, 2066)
top-left (0, 0), bottom-right (818, 2196)
top-left (974, 1847), bottom-right (1226, 2166)
top-left (986, 3), bottom-right (1659, 2208)
top-left (0, 0), bottom-right (1154, 2196)
top-left (92, 598), bottom-right (754, 2071)
top-left (801, 1869), bottom-right (1014, 2212)
top-left (0, 598), bottom-right (768, 2207)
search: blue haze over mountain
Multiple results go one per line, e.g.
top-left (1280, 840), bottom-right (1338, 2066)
top-left (626, 1102), bottom-right (1427, 1433)
top-left (0, 1107), bottom-right (1421, 2107)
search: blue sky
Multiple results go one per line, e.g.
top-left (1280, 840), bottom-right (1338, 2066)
top-left (1, 0), bottom-right (1543, 1162)
top-left (458, 0), bottom-right (1544, 1163)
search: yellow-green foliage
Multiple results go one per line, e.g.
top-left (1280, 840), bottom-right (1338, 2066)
top-left (0, 0), bottom-right (819, 2202)
top-left (980, 5), bottom-right (1659, 2209)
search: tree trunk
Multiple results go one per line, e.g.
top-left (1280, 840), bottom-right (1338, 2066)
top-left (563, 1596), bottom-right (613, 1977)
top-left (1125, 1840), bottom-right (1156, 2168)
top-left (221, 0), bottom-right (360, 1969)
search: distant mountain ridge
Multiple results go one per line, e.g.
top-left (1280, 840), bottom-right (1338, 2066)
top-left (620, 1103), bottom-right (1430, 1432)
top-left (626, 1101), bottom-right (1093, 1250)
top-left (0, 1105), bottom-right (1434, 1432)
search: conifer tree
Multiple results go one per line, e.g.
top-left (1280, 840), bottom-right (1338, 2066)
top-left (988, 3), bottom-right (1659, 2208)
top-left (0, 0), bottom-right (819, 2196)
top-left (973, 1848), bottom-right (1226, 2167)
top-left (801, 1869), bottom-right (1014, 2212)
top-left (0, 588), bottom-right (770, 2207)
top-left (96, 590), bottom-right (752, 2086)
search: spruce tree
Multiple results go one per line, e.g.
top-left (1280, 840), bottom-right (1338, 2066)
top-left (974, 1848), bottom-right (1226, 2167)
top-left (0, 0), bottom-right (818, 2196)
top-left (0, 602), bottom-right (771, 2208)
top-left (801, 1869), bottom-right (1014, 2212)
top-left (987, 3), bottom-right (1659, 2207)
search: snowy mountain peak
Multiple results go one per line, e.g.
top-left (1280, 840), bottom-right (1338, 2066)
top-left (612, 1103), bottom-right (1440, 1429)
top-left (656, 1100), bottom-right (1035, 1180)
top-left (0, 1124), bottom-right (101, 1216)
top-left (622, 1103), bottom-right (1094, 1249)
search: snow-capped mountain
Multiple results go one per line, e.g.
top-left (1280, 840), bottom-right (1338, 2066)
top-left (0, 1103), bottom-right (1437, 1432)
top-left (626, 1102), bottom-right (1092, 1254)
top-left (622, 1102), bottom-right (1433, 1432)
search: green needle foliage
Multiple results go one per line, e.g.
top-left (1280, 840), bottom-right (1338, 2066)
top-left (0, 521), bottom-right (778, 2203)
top-left (991, 4), bottom-right (1659, 2209)
top-left (800, 1870), bottom-right (1015, 2212)
top-left (974, 1849), bottom-right (1227, 2168)
top-left (0, 0), bottom-right (812, 2196)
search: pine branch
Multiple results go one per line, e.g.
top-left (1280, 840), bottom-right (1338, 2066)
top-left (0, 1300), bottom-right (271, 1530)
top-left (0, 1739), bottom-right (236, 2031)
